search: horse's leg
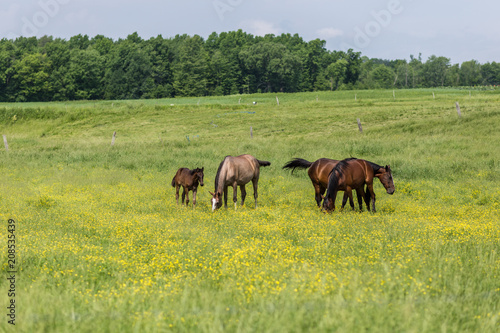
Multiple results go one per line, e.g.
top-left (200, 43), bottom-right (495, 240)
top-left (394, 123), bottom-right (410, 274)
top-left (367, 183), bottom-right (376, 212)
top-left (364, 185), bottom-right (371, 212)
top-left (224, 187), bottom-right (228, 209)
top-left (341, 192), bottom-right (348, 209)
top-left (240, 184), bottom-right (247, 206)
top-left (192, 188), bottom-right (197, 207)
top-left (330, 190), bottom-right (338, 212)
top-left (314, 183), bottom-right (323, 207)
top-left (232, 183), bottom-right (238, 210)
top-left (356, 188), bottom-right (364, 212)
top-left (185, 189), bottom-right (190, 206)
top-left (181, 186), bottom-right (186, 204)
top-left (175, 184), bottom-right (180, 205)
top-left (346, 187), bottom-right (355, 210)
top-left (252, 179), bottom-right (258, 209)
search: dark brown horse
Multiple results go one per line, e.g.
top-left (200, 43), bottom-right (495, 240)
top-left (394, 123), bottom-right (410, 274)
top-left (322, 158), bottom-right (395, 213)
top-left (210, 154), bottom-right (271, 211)
top-left (171, 167), bottom-right (204, 207)
top-left (283, 158), bottom-right (340, 207)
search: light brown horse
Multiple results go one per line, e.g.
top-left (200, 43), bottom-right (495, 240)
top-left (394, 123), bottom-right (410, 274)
top-left (322, 158), bottom-right (395, 213)
top-left (210, 154), bottom-right (271, 211)
top-left (171, 167), bottom-right (204, 207)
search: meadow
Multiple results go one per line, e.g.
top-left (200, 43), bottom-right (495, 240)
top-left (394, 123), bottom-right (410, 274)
top-left (0, 89), bottom-right (499, 332)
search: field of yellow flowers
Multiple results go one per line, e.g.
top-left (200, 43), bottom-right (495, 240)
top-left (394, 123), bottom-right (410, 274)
top-left (1, 89), bottom-right (500, 332)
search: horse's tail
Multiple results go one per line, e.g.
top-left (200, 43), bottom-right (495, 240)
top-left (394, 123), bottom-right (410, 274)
top-left (282, 158), bottom-right (312, 173)
top-left (257, 160), bottom-right (271, 167)
top-left (171, 176), bottom-right (176, 187)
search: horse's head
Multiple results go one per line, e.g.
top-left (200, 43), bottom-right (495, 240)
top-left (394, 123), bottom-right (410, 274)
top-left (376, 165), bottom-right (395, 195)
top-left (322, 195), bottom-right (335, 213)
top-left (195, 167), bottom-right (204, 187)
top-left (209, 191), bottom-right (222, 211)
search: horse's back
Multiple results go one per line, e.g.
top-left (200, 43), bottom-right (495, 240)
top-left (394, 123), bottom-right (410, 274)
top-left (344, 159), bottom-right (374, 186)
top-left (223, 155), bottom-right (262, 185)
top-left (173, 168), bottom-right (193, 186)
top-left (309, 158), bottom-right (338, 187)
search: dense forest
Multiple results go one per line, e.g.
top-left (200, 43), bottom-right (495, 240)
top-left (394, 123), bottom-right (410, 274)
top-left (1, 30), bottom-right (499, 102)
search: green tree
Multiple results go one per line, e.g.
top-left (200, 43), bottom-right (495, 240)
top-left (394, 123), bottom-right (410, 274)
top-left (145, 35), bottom-right (174, 98)
top-left (66, 48), bottom-right (105, 99)
top-left (104, 34), bottom-right (154, 99)
top-left (239, 42), bottom-right (302, 93)
top-left (460, 60), bottom-right (482, 86)
top-left (481, 62), bottom-right (500, 85)
top-left (326, 59), bottom-right (348, 90)
top-left (301, 38), bottom-right (328, 91)
top-left (0, 39), bottom-right (16, 101)
top-left (367, 64), bottom-right (394, 88)
top-left (446, 64), bottom-right (460, 87)
top-left (172, 35), bottom-right (209, 96)
top-left (421, 55), bottom-right (450, 87)
top-left (7, 53), bottom-right (52, 101)
top-left (408, 53), bottom-right (423, 88)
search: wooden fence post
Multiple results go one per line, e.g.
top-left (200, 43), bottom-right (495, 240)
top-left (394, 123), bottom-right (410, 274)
top-left (357, 119), bottom-right (363, 133)
top-left (111, 131), bottom-right (117, 146)
top-left (455, 102), bottom-right (462, 117)
top-left (276, 96), bottom-right (280, 106)
top-left (3, 135), bottom-right (8, 151)
top-left (250, 126), bottom-right (253, 139)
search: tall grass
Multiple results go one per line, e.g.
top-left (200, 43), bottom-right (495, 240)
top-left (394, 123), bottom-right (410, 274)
top-left (1, 89), bottom-right (499, 332)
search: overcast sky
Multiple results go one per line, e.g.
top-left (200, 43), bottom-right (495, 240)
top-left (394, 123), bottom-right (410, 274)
top-left (1, 0), bottom-right (499, 64)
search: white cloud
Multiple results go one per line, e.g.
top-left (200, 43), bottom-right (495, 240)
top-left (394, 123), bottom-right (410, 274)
top-left (316, 27), bottom-right (344, 39)
top-left (240, 20), bottom-right (281, 36)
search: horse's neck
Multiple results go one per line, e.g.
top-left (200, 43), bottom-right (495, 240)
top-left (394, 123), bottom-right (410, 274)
top-left (216, 163), bottom-right (228, 193)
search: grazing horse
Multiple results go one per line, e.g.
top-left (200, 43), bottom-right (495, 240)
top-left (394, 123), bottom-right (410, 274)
top-left (283, 158), bottom-right (340, 207)
top-left (171, 167), bottom-right (204, 207)
top-left (210, 154), bottom-right (271, 211)
top-left (283, 157), bottom-right (366, 209)
top-left (323, 158), bottom-right (395, 213)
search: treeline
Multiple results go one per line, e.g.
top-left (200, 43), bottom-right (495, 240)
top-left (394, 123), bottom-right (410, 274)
top-left (1, 31), bottom-right (499, 102)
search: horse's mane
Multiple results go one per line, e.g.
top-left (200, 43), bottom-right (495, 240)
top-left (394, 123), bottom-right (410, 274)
top-left (190, 168), bottom-right (202, 175)
top-left (214, 156), bottom-right (229, 193)
top-left (324, 157), bottom-right (357, 200)
top-left (366, 161), bottom-right (383, 173)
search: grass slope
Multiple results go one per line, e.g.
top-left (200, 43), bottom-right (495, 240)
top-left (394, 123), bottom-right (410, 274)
top-left (1, 89), bottom-right (499, 332)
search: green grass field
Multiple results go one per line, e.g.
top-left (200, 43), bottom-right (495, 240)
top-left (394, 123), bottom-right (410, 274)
top-left (1, 89), bottom-right (500, 332)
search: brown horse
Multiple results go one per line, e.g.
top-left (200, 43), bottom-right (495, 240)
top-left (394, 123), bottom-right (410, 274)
top-left (283, 157), bottom-right (370, 210)
top-left (171, 167), bottom-right (204, 207)
top-left (283, 158), bottom-right (340, 207)
top-left (322, 158), bottom-right (395, 213)
top-left (210, 154), bottom-right (271, 211)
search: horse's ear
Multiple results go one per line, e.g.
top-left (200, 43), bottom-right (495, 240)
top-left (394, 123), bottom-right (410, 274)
top-left (209, 191), bottom-right (215, 196)
top-left (201, 167), bottom-right (204, 172)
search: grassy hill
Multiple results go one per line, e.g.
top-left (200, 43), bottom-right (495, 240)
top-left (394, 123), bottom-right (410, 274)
top-left (1, 89), bottom-right (499, 332)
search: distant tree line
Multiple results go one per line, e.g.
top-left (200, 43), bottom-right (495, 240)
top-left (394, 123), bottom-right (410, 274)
top-left (1, 31), bottom-right (499, 102)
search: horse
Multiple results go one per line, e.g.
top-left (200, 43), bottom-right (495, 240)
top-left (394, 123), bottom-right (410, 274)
top-left (171, 167), bottom-right (204, 207)
top-left (283, 157), bottom-right (371, 210)
top-left (210, 154), bottom-right (271, 211)
top-left (322, 158), bottom-right (395, 213)
top-left (283, 158), bottom-right (341, 207)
